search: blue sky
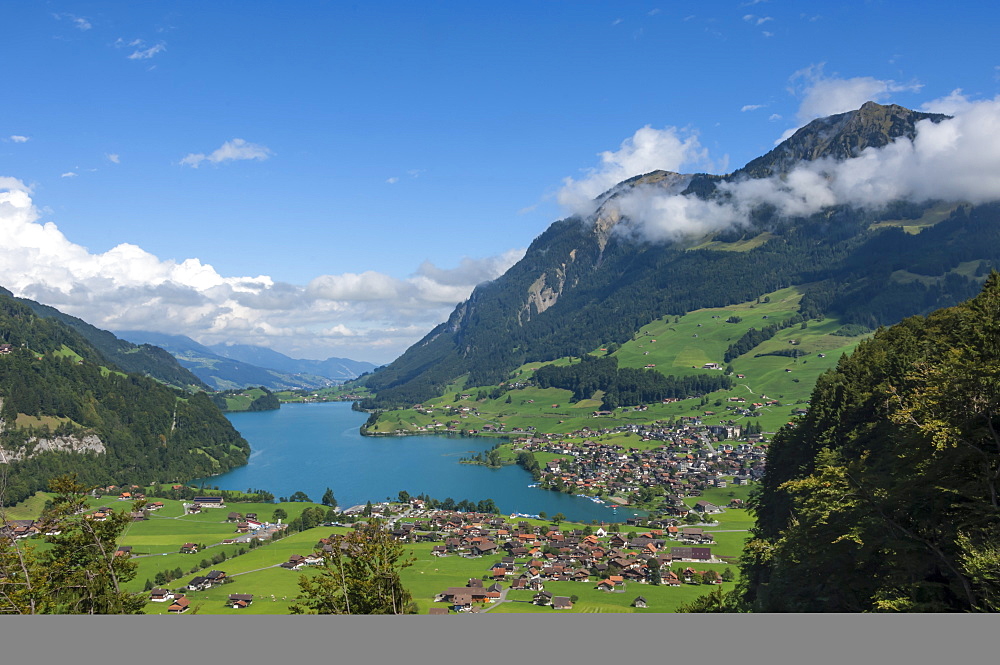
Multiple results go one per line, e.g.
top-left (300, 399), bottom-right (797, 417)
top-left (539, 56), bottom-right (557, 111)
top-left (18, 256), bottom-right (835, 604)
top-left (2, 1), bottom-right (999, 364)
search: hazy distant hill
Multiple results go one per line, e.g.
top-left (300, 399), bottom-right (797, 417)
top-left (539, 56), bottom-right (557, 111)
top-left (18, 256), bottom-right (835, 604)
top-left (207, 343), bottom-right (376, 382)
top-left (362, 102), bottom-right (997, 409)
top-left (118, 331), bottom-right (374, 391)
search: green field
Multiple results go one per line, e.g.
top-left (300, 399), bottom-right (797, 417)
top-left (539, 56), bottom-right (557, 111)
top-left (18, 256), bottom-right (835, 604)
top-left (366, 285), bottom-right (870, 436)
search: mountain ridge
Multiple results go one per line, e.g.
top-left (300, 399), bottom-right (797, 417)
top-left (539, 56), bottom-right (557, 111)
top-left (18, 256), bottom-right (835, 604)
top-left (361, 102), bottom-right (993, 410)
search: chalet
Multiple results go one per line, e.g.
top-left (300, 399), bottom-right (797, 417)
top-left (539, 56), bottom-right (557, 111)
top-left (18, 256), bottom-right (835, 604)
top-left (168, 596), bottom-right (190, 613)
top-left (149, 588), bottom-right (174, 602)
top-left (228, 593), bottom-right (254, 608)
top-left (596, 579), bottom-right (616, 592)
top-left (115, 546), bottom-right (132, 558)
top-left (632, 595), bottom-right (648, 608)
top-left (551, 596), bottom-right (573, 610)
top-left (206, 570), bottom-right (227, 584)
top-left (694, 500), bottom-right (723, 514)
top-left (188, 576), bottom-right (210, 591)
top-left (180, 543), bottom-right (199, 554)
top-left (532, 590), bottom-right (553, 606)
top-left (227, 512), bottom-right (243, 522)
top-left (662, 571), bottom-right (682, 586)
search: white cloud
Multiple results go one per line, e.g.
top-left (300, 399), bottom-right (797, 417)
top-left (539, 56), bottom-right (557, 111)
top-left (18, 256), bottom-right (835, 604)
top-left (9, 135), bottom-right (30, 143)
top-left (128, 42), bottom-right (166, 60)
top-left (386, 177), bottom-right (399, 184)
top-left (743, 14), bottom-right (772, 26)
top-left (557, 125), bottom-right (714, 217)
top-left (741, 104), bottom-right (765, 112)
top-left (61, 172), bottom-right (77, 178)
top-left (180, 138), bottom-right (273, 168)
top-left (601, 97), bottom-right (1000, 244)
top-left (53, 13), bottom-right (92, 31)
top-left (107, 153), bottom-right (121, 164)
top-left (920, 89), bottom-right (975, 115)
top-left (789, 64), bottom-right (923, 124)
top-left (0, 179), bottom-right (525, 363)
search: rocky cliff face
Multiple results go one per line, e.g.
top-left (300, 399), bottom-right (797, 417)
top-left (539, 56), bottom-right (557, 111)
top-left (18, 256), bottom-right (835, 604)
top-left (0, 433), bottom-right (106, 463)
top-left (0, 397), bottom-right (105, 463)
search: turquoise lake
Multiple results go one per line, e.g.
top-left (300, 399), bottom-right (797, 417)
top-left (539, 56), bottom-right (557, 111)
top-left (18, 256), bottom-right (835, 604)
top-left (196, 401), bottom-right (633, 523)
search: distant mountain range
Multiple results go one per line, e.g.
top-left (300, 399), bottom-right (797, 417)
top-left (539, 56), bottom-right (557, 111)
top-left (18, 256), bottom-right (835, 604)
top-left (117, 331), bottom-right (377, 391)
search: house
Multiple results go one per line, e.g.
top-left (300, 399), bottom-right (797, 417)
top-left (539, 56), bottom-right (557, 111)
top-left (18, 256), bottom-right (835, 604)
top-left (180, 543), bottom-right (199, 554)
top-left (206, 570), bottom-right (227, 583)
top-left (115, 546), bottom-right (132, 558)
top-left (228, 593), bottom-right (254, 608)
top-left (168, 596), bottom-right (190, 613)
top-left (596, 580), bottom-right (616, 592)
top-left (149, 588), bottom-right (174, 602)
top-left (632, 595), bottom-right (648, 608)
top-left (188, 576), bottom-right (210, 591)
top-left (532, 591), bottom-right (553, 606)
top-left (694, 500), bottom-right (723, 514)
top-left (551, 596), bottom-right (573, 610)
top-left (192, 496), bottom-right (225, 508)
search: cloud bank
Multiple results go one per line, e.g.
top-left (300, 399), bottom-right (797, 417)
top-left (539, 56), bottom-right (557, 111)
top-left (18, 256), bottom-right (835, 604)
top-left (0, 179), bottom-right (524, 363)
top-left (564, 95), bottom-right (1000, 244)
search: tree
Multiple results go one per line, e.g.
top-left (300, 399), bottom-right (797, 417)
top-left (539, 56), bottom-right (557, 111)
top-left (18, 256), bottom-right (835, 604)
top-left (0, 473), bottom-right (146, 614)
top-left (289, 491), bottom-right (311, 503)
top-left (363, 500), bottom-right (373, 517)
top-left (538, 511), bottom-right (548, 521)
top-left (272, 508), bottom-right (288, 522)
top-left (396, 490), bottom-right (409, 504)
top-left (290, 519), bottom-right (416, 614)
top-left (552, 513), bottom-right (565, 525)
top-left (322, 487), bottom-right (338, 508)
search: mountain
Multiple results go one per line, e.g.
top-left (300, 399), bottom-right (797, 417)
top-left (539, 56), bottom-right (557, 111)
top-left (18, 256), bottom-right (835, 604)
top-left (206, 343), bottom-right (376, 382)
top-left (0, 288), bottom-right (207, 392)
top-left (740, 275), bottom-right (1000, 612)
top-left (117, 331), bottom-right (371, 391)
top-left (362, 102), bottom-right (995, 409)
top-left (0, 290), bottom-right (250, 505)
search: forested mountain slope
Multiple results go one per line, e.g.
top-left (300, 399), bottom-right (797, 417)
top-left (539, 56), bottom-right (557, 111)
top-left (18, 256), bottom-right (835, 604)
top-left (2, 288), bottom-right (207, 391)
top-left (362, 102), bottom-right (994, 410)
top-left (0, 291), bottom-right (249, 505)
top-left (740, 275), bottom-right (1000, 612)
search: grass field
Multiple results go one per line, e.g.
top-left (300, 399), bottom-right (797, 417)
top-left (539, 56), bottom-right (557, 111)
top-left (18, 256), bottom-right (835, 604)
top-left (366, 285), bottom-right (871, 437)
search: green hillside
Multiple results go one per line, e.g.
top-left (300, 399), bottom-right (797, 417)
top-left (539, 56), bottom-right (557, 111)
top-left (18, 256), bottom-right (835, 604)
top-left (363, 286), bottom-right (872, 436)
top-left (0, 292), bottom-right (250, 505)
